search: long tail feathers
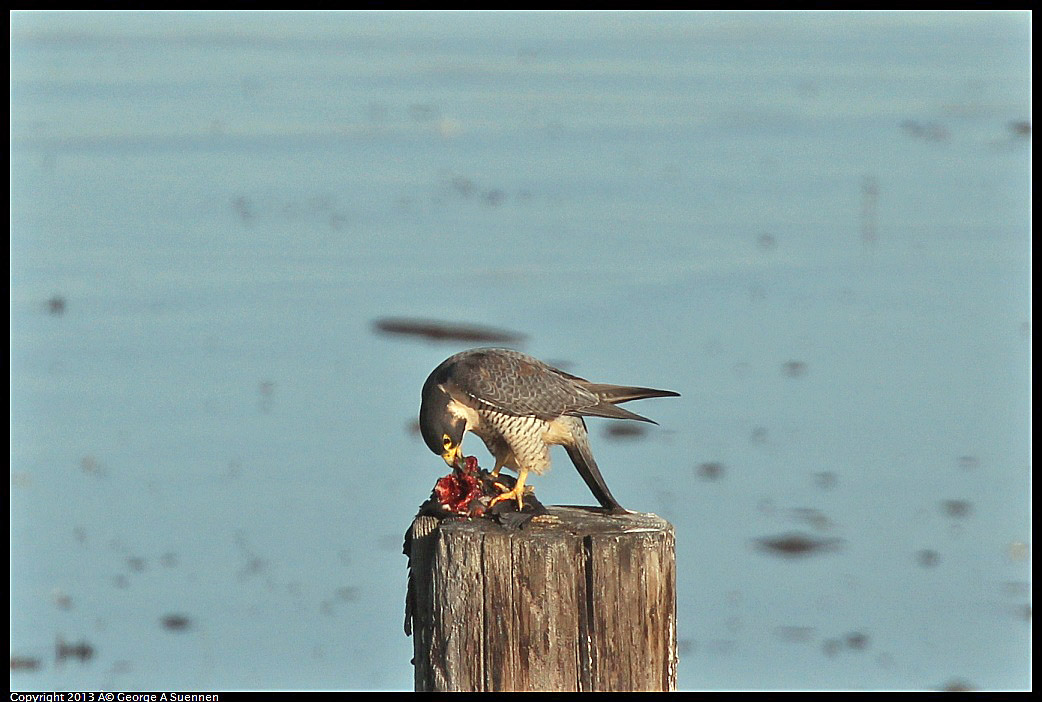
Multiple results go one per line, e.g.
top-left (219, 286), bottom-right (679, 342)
top-left (576, 383), bottom-right (680, 424)
top-left (578, 403), bottom-right (660, 423)
top-left (584, 383), bottom-right (681, 404)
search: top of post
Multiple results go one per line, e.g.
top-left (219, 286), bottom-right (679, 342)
top-left (433, 506), bottom-right (673, 537)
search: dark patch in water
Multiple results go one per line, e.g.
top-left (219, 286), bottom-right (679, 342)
top-left (602, 422), bottom-right (648, 440)
top-left (10, 656), bottom-right (42, 672)
top-left (372, 317), bottom-right (525, 345)
top-left (916, 548), bottom-right (941, 568)
top-left (695, 462), bottom-right (725, 481)
top-left (55, 637), bottom-right (94, 664)
top-left (754, 532), bottom-right (844, 558)
top-left (161, 613), bottom-right (191, 631)
top-left (940, 499), bottom-right (973, 518)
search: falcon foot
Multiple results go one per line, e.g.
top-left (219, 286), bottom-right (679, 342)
top-left (488, 483), bottom-right (531, 512)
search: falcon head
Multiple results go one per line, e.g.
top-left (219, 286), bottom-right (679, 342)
top-left (419, 369), bottom-right (466, 468)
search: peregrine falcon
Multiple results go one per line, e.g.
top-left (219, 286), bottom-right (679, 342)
top-left (419, 348), bottom-right (679, 513)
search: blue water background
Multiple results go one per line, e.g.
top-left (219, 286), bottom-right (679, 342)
top-left (10, 11), bottom-right (1031, 691)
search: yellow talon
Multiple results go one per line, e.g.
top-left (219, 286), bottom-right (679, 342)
top-left (489, 486), bottom-right (525, 511)
top-left (489, 468), bottom-right (528, 511)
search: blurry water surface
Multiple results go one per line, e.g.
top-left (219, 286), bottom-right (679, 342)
top-left (10, 11), bottom-right (1031, 691)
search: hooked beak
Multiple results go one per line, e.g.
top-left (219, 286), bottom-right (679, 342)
top-left (441, 443), bottom-right (463, 469)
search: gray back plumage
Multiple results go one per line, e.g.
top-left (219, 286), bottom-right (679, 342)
top-left (440, 348), bottom-right (678, 423)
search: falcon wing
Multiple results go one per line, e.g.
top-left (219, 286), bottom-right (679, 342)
top-left (443, 348), bottom-right (600, 421)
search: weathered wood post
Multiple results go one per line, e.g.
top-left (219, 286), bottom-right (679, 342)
top-left (406, 507), bottom-right (677, 692)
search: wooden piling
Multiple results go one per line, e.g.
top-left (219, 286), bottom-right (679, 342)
top-left (406, 507), bottom-right (677, 692)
